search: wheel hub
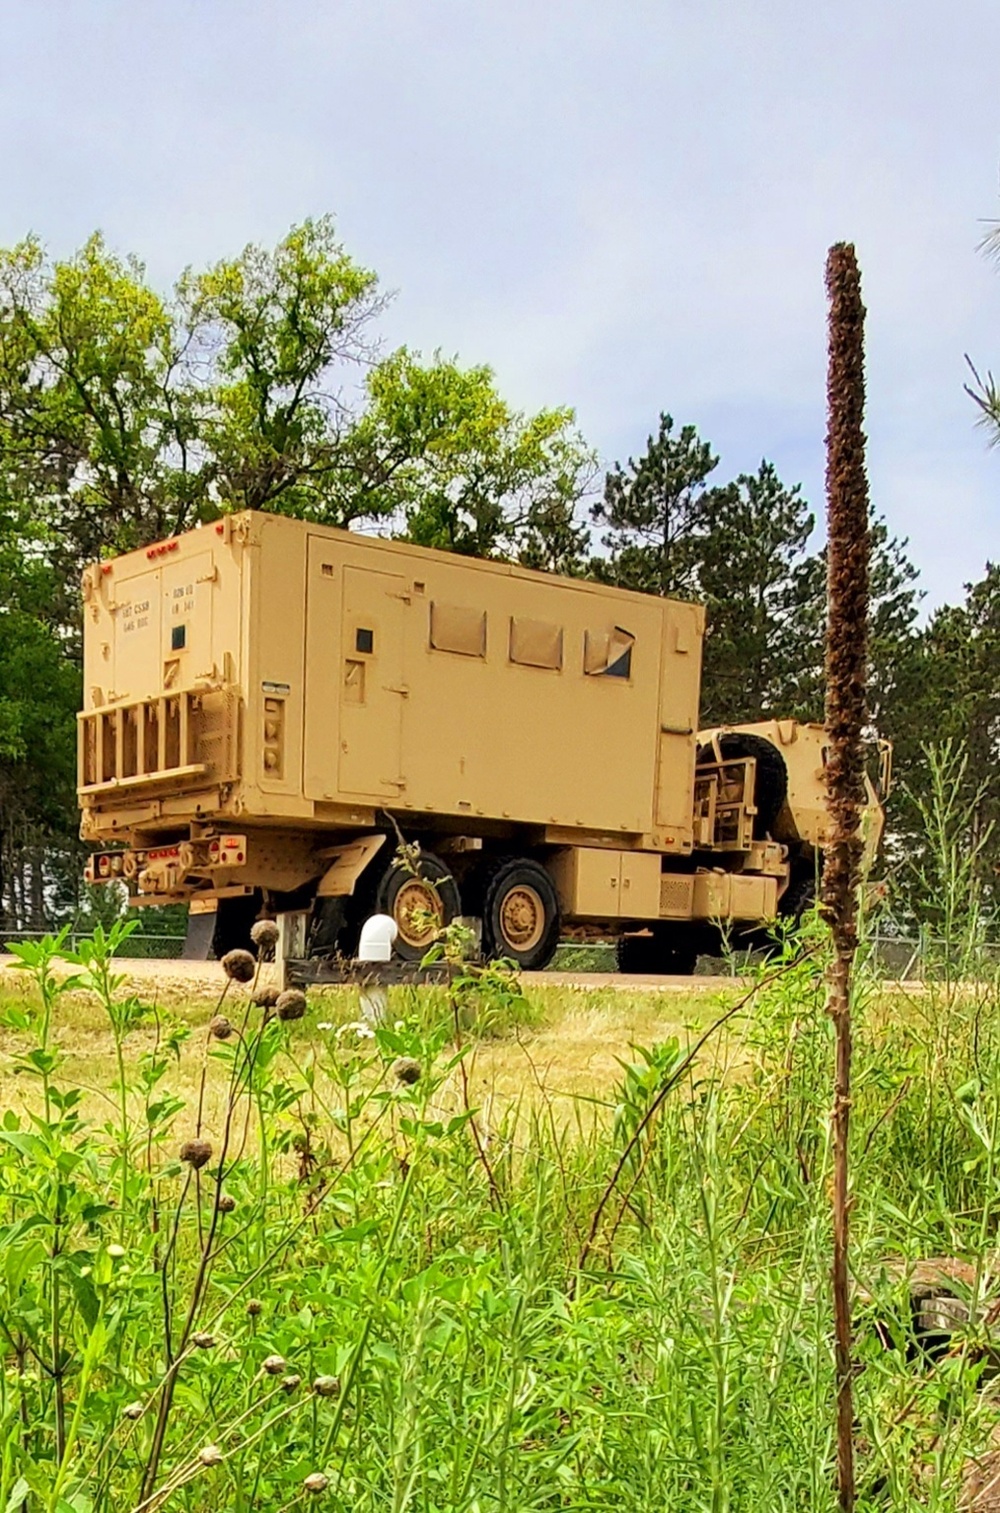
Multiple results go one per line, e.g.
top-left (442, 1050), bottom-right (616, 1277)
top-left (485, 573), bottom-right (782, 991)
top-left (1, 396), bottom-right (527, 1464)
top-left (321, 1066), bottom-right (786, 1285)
top-left (394, 878), bottom-right (443, 948)
top-left (499, 885), bottom-right (544, 951)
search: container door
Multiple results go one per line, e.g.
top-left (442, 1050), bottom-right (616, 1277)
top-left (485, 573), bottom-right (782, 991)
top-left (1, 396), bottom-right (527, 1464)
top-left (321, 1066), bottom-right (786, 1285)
top-left (112, 565), bottom-right (162, 702)
top-left (338, 566), bottom-right (408, 800)
top-left (655, 603), bottom-right (703, 836)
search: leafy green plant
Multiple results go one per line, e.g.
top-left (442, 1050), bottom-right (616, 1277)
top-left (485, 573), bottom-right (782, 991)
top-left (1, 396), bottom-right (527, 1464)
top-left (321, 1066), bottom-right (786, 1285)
top-left (1, 912), bottom-right (999, 1508)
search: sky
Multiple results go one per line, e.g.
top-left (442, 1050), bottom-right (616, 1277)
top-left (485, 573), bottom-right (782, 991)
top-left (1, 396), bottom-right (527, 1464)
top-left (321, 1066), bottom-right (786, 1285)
top-left (0, 0), bottom-right (997, 611)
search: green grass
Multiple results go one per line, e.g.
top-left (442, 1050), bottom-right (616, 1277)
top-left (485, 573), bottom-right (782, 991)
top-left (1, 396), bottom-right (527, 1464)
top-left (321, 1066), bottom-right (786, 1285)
top-left (0, 932), bottom-right (999, 1510)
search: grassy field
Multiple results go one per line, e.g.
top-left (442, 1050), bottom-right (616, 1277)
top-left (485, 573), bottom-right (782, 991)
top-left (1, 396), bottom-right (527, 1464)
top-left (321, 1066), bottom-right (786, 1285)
top-left (2, 932), bottom-right (1000, 1510)
top-left (0, 962), bottom-right (728, 1133)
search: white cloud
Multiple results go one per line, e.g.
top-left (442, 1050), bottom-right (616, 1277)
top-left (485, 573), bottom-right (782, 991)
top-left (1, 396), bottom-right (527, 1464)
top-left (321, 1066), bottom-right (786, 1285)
top-left (0, 0), bottom-right (996, 606)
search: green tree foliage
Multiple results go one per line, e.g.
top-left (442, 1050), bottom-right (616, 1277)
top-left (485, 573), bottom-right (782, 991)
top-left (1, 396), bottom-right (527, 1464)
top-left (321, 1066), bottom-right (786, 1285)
top-left (966, 218), bottom-right (1000, 442)
top-left (0, 219), bottom-right (593, 927)
top-left (591, 413), bottom-right (719, 598)
top-left (898, 565), bottom-right (1000, 913)
top-left (331, 349), bottom-right (593, 568)
top-left (0, 497), bottom-right (79, 930)
top-left (693, 462), bottom-right (821, 725)
top-left (593, 413), bottom-right (921, 731)
top-left (0, 219), bottom-right (593, 571)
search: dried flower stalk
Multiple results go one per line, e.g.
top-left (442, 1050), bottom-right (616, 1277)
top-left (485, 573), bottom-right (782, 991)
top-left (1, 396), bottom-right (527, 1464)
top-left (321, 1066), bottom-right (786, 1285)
top-left (823, 240), bottom-right (871, 1513)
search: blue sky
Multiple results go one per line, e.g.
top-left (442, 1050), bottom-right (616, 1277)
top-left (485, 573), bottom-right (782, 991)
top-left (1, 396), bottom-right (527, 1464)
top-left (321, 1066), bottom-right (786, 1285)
top-left (1, 0), bottom-right (997, 609)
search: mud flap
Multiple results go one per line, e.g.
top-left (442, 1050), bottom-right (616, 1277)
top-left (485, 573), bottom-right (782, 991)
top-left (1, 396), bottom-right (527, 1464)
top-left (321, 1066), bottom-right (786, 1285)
top-left (182, 905), bottom-right (217, 961)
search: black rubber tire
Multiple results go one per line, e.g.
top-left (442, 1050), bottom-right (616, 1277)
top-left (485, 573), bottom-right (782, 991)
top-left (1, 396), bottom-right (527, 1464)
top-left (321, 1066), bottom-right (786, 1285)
top-left (616, 932), bottom-right (661, 974)
top-left (617, 928), bottom-right (699, 976)
top-left (375, 850), bottom-right (461, 962)
top-left (210, 892), bottom-right (260, 959)
top-left (663, 941), bottom-right (699, 976)
top-left (481, 857), bottom-right (561, 971)
top-left (779, 871), bottom-right (818, 926)
top-left (704, 734), bottom-right (788, 839)
top-left (307, 895), bottom-right (351, 959)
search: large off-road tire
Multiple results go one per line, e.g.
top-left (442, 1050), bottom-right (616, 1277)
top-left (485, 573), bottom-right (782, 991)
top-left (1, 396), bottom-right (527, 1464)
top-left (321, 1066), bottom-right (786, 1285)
top-left (210, 892), bottom-right (261, 959)
top-left (706, 733), bottom-right (788, 839)
top-left (307, 895), bottom-right (352, 959)
top-left (481, 857), bottom-right (561, 971)
top-left (616, 927), bottom-right (699, 976)
top-left (616, 932), bottom-right (660, 974)
top-left (374, 850), bottom-right (461, 962)
top-left (779, 871), bottom-right (818, 927)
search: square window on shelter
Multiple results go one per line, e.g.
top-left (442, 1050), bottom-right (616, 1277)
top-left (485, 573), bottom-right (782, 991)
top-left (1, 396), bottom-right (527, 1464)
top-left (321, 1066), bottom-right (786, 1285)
top-left (355, 627), bottom-right (374, 654)
top-left (584, 626), bottom-right (634, 679)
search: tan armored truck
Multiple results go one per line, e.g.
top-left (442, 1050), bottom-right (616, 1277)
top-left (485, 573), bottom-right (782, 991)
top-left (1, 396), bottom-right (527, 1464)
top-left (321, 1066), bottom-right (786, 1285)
top-left (78, 512), bottom-right (885, 972)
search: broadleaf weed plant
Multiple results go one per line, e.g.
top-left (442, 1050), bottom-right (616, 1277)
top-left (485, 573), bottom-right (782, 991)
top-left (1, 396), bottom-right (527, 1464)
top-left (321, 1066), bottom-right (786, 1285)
top-left (1, 908), bottom-right (1000, 1507)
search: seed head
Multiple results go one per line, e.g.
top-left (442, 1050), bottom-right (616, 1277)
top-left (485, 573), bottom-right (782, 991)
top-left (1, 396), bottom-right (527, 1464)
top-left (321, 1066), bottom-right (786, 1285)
top-left (217, 1193), bottom-right (236, 1214)
top-left (179, 1139), bottom-right (212, 1170)
top-left (262, 1354), bottom-right (287, 1375)
top-left (303, 1473), bottom-right (329, 1494)
top-left (253, 985), bottom-right (280, 1009)
top-left (221, 948), bottom-right (256, 983)
top-left (251, 919), bottom-right (280, 951)
top-left (276, 989), bottom-right (307, 1023)
top-left (122, 1400), bottom-right (144, 1420)
top-left (246, 1298), bottom-right (263, 1317)
top-left (192, 1331), bottom-right (215, 1349)
top-left (198, 1444), bottom-right (224, 1467)
top-left (210, 1014), bottom-right (233, 1041)
top-left (392, 1057), bottom-right (421, 1086)
top-left (312, 1374), bottom-right (340, 1398)
top-left (281, 1373), bottom-right (301, 1393)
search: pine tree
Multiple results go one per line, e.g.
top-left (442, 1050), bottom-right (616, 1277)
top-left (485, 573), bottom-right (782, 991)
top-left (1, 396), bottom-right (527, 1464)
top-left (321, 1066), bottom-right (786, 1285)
top-left (694, 461), bottom-right (817, 724)
top-left (590, 413), bottom-right (719, 597)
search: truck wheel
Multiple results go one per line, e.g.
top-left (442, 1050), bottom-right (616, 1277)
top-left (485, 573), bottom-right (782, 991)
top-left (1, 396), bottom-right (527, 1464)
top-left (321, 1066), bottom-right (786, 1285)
top-left (482, 858), bottom-right (561, 971)
top-left (375, 851), bottom-right (461, 961)
top-left (211, 893), bottom-right (261, 959)
top-left (617, 927), bottom-right (699, 976)
top-left (616, 932), bottom-right (660, 974)
top-left (708, 733), bottom-right (788, 838)
top-left (779, 873), bottom-right (818, 928)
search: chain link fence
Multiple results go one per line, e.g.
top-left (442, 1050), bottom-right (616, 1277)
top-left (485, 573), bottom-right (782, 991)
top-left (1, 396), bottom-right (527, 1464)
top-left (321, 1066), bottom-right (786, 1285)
top-left (0, 928), bottom-right (188, 960)
top-left (1, 927), bottom-right (999, 978)
top-left (552, 933), bottom-right (1000, 980)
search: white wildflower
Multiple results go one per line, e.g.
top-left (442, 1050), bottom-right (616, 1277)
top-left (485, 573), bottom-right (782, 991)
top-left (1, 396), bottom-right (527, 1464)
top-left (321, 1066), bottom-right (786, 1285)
top-left (335, 1020), bottom-right (375, 1041)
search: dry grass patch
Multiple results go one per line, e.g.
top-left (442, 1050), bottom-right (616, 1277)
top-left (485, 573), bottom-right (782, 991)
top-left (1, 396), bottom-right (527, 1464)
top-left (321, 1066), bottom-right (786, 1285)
top-left (0, 961), bottom-right (728, 1134)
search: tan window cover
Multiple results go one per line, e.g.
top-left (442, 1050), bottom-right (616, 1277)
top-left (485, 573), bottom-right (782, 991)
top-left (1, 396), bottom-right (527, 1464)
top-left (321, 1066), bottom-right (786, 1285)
top-left (509, 617), bottom-right (563, 670)
top-left (584, 626), bottom-right (635, 676)
top-left (429, 603), bottom-right (487, 657)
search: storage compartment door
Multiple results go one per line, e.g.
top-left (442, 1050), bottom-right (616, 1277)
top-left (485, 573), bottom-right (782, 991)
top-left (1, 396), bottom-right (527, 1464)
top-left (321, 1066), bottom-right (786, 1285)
top-left (655, 603), bottom-right (703, 834)
top-left (619, 852), bottom-right (661, 920)
top-left (338, 566), bottom-right (408, 801)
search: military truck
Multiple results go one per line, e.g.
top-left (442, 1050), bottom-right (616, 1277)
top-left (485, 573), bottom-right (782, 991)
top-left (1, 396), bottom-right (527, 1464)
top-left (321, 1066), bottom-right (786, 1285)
top-left (78, 512), bottom-right (886, 973)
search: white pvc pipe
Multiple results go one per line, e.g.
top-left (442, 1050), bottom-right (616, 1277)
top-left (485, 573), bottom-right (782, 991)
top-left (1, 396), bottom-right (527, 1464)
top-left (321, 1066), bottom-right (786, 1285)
top-left (358, 912), bottom-right (398, 963)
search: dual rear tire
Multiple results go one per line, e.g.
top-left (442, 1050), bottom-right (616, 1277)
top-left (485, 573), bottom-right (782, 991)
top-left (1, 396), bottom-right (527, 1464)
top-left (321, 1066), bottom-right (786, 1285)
top-left (616, 927), bottom-right (700, 976)
top-left (479, 857), bottom-right (561, 971)
top-left (375, 850), bottom-right (561, 971)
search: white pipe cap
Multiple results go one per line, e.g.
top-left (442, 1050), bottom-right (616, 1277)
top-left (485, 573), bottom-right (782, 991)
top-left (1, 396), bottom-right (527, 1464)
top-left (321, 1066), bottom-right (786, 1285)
top-left (357, 912), bottom-right (398, 963)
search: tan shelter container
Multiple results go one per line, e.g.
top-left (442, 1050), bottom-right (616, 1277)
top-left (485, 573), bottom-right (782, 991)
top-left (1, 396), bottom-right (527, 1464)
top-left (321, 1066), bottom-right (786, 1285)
top-left (79, 513), bottom-right (883, 972)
